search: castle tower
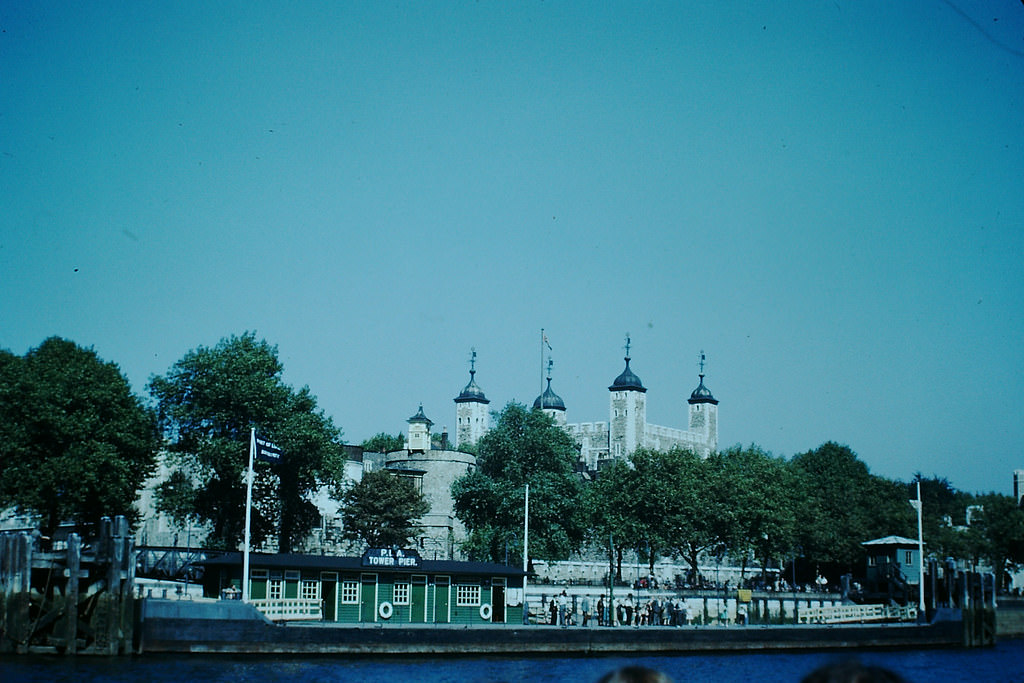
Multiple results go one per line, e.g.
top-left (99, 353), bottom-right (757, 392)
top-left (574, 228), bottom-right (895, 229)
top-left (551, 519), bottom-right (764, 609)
top-left (687, 351), bottom-right (718, 457)
top-left (533, 359), bottom-right (566, 426)
top-left (406, 404), bottom-right (433, 452)
top-left (454, 349), bottom-right (490, 449)
top-left (609, 336), bottom-right (646, 458)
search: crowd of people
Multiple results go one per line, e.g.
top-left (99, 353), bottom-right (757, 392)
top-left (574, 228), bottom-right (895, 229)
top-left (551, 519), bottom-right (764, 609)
top-left (542, 590), bottom-right (713, 627)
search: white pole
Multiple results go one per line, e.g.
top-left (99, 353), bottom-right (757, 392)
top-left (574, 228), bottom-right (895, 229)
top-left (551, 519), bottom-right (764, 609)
top-left (917, 480), bottom-right (925, 613)
top-left (523, 484), bottom-right (530, 605)
top-left (242, 427), bottom-right (256, 603)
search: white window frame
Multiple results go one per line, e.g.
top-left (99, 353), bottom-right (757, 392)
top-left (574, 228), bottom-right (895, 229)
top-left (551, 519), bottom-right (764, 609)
top-left (456, 584), bottom-right (481, 607)
top-left (301, 579), bottom-right (320, 601)
top-left (268, 579), bottom-right (283, 600)
top-left (393, 582), bottom-right (410, 606)
top-left (341, 580), bottom-right (359, 604)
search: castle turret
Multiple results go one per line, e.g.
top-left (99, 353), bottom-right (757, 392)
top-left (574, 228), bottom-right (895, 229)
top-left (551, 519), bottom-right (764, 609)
top-left (533, 359), bottom-right (566, 426)
top-left (454, 349), bottom-right (490, 449)
top-left (687, 351), bottom-right (718, 457)
top-left (406, 404), bottom-right (433, 452)
top-left (609, 336), bottom-right (646, 458)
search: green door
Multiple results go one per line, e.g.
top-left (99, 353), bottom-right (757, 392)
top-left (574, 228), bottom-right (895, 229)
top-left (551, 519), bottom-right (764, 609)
top-left (322, 579), bottom-right (337, 622)
top-left (411, 575), bottom-right (427, 623)
top-left (492, 581), bottom-right (506, 623)
top-left (360, 573), bottom-right (377, 622)
top-left (434, 576), bottom-right (450, 623)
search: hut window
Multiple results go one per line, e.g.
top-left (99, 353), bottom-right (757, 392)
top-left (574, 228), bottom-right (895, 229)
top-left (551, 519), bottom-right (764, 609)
top-left (904, 551), bottom-right (913, 565)
top-left (341, 580), bottom-right (359, 604)
top-left (394, 582), bottom-right (410, 605)
top-left (301, 580), bottom-right (319, 601)
top-left (456, 585), bottom-right (481, 606)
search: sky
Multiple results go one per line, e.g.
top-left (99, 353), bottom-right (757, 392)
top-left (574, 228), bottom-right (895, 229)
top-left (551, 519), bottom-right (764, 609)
top-left (2, 1), bottom-right (1022, 496)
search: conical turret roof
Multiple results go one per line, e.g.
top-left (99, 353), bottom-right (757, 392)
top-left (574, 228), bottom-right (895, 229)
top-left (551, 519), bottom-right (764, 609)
top-left (533, 377), bottom-right (566, 411)
top-left (609, 357), bottom-right (646, 392)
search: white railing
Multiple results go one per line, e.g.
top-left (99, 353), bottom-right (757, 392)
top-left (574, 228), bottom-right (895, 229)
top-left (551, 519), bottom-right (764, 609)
top-left (250, 598), bottom-right (322, 621)
top-left (797, 603), bottom-right (917, 624)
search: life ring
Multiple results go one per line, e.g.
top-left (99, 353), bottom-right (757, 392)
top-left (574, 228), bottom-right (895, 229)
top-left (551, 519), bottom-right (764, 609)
top-left (479, 603), bottom-right (492, 621)
top-left (378, 601), bottom-right (393, 620)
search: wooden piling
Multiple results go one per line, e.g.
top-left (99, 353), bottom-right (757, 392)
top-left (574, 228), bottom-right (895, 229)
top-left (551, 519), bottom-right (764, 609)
top-left (0, 515), bottom-right (136, 655)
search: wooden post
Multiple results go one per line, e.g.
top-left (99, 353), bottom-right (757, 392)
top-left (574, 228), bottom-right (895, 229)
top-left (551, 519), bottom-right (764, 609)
top-left (65, 533), bottom-right (80, 655)
top-left (13, 533), bottom-right (31, 652)
top-left (107, 517), bottom-right (125, 655)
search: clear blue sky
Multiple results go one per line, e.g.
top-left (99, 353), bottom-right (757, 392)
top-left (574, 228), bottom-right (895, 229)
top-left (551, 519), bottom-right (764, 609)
top-left (2, 2), bottom-right (1022, 495)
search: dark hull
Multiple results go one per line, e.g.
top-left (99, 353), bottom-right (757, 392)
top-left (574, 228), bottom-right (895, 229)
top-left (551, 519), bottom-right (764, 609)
top-left (137, 599), bottom-right (966, 655)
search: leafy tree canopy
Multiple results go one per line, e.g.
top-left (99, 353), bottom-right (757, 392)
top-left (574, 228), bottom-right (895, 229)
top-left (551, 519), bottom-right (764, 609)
top-left (148, 332), bottom-right (345, 551)
top-left (715, 445), bottom-right (801, 577)
top-left (967, 493), bottom-right (1024, 590)
top-left (361, 432), bottom-right (405, 454)
top-left (790, 442), bottom-right (913, 571)
top-left (0, 337), bottom-right (160, 537)
top-left (452, 402), bottom-right (584, 564)
top-left (338, 469), bottom-right (430, 549)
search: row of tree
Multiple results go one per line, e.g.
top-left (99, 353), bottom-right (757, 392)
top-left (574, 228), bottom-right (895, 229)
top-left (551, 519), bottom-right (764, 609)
top-left (0, 334), bottom-right (398, 553)
top-left (2, 334), bottom-right (1022, 588)
top-left (452, 403), bottom-right (1024, 587)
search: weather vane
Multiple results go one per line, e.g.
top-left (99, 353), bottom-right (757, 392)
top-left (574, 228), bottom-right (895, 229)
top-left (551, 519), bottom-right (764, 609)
top-left (624, 334), bottom-right (631, 358)
top-left (699, 350), bottom-right (706, 376)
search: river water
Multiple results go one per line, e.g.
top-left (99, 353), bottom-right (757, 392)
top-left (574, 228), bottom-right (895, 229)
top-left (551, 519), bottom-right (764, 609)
top-left (3, 639), bottom-right (1022, 683)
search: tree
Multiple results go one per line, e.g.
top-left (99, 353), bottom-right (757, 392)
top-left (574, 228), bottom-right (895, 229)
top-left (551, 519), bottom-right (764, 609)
top-left (790, 442), bottom-right (913, 575)
top-left (452, 402), bottom-right (585, 564)
top-left (338, 469), bottom-right (430, 548)
top-left (0, 337), bottom-right (160, 537)
top-left (148, 332), bottom-right (345, 551)
top-left (361, 432), bottom-right (405, 453)
top-left (970, 494), bottom-right (1024, 590)
top-left (656, 448), bottom-right (729, 585)
top-left (585, 457), bottom-right (641, 582)
top-left (911, 474), bottom-right (977, 561)
top-left (716, 445), bottom-right (800, 581)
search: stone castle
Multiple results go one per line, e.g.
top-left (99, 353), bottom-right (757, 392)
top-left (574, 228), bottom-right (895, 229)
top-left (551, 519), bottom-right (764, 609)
top-left (452, 340), bottom-right (719, 469)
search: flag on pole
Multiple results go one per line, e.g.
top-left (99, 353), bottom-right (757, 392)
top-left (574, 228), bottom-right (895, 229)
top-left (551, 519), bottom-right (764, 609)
top-left (543, 333), bottom-right (552, 351)
top-left (255, 434), bottom-right (282, 463)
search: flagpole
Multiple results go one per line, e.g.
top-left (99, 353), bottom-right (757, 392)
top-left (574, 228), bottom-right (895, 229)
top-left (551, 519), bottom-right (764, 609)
top-left (916, 481), bottom-right (925, 613)
top-left (242, 427), bottom-right (256, 603)
top-left (540, 329), bottom-right (545, 401)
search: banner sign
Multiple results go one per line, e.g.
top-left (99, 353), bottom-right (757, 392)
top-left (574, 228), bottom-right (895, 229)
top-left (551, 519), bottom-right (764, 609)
top-left (361, 548), bottom-right (422, 568)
